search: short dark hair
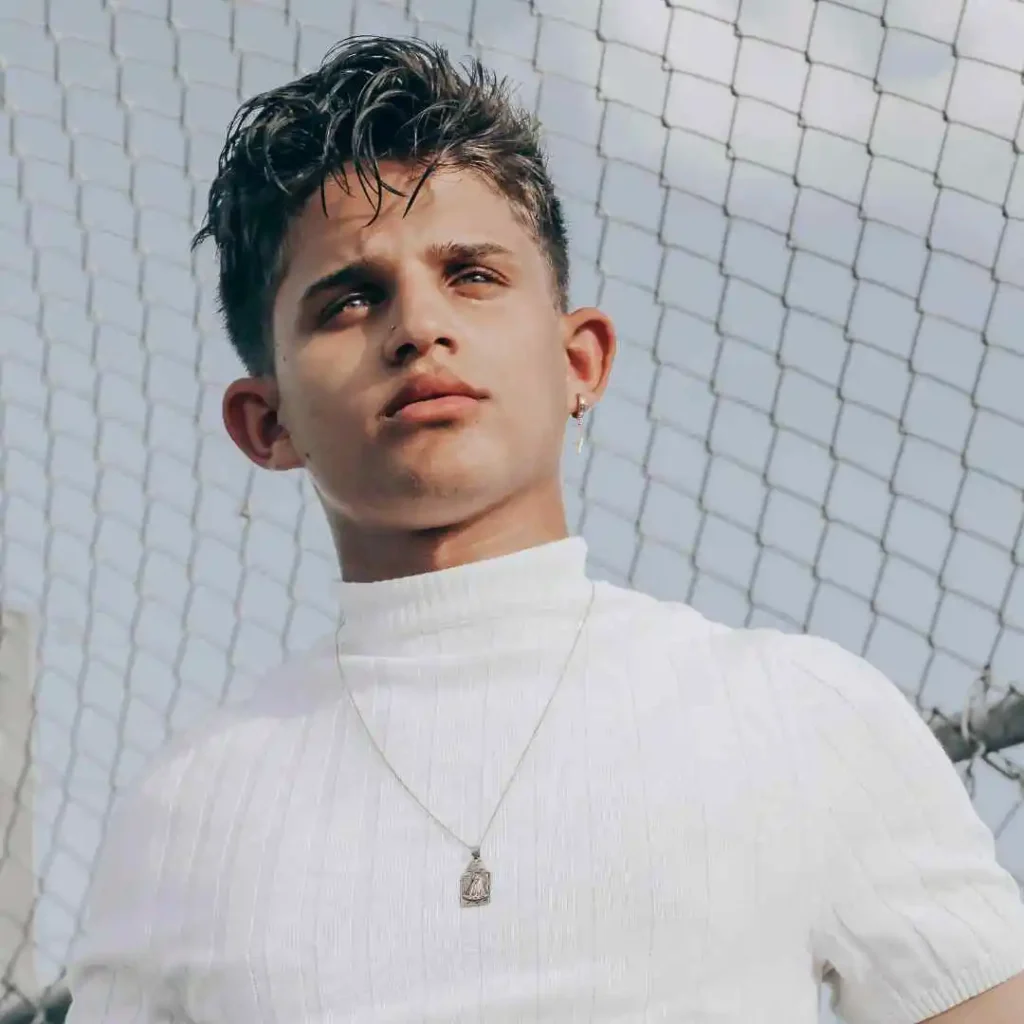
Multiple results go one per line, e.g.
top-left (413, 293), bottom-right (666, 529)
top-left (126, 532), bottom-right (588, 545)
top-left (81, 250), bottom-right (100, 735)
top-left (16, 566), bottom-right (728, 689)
top-left (192, 36), bottom-right (570, 377)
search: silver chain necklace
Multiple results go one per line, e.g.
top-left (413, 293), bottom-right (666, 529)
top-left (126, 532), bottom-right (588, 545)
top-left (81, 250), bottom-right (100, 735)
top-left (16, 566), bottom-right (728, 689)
top-left (334, 581), bottom-right (597, 908)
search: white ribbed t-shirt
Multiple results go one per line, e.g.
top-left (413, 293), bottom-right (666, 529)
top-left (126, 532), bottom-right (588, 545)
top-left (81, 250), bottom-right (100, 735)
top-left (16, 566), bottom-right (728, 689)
top-left (68, 538), bottom-right (1024, 1023)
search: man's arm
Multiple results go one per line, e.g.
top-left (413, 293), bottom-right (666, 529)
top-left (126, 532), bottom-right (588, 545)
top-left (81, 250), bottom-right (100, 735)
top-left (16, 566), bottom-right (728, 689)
top-left (64, 758), bottom-right (192, 1024)
top-left (925, 969), bottom-right (1024, 1023)
top-left (65, 961), bottom-right (168, 1024)
top-left (774, 633), bottom-right (1024, 1024)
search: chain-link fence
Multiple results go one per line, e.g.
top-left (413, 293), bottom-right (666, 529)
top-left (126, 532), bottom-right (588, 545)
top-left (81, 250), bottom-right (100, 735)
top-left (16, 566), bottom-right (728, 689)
top-left (3, 0), bottom-right (1024, 1020)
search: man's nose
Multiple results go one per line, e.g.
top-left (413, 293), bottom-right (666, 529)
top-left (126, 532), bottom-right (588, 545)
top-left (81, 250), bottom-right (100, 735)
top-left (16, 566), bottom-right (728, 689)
top-left (382, 285), bottom-right (457, 366)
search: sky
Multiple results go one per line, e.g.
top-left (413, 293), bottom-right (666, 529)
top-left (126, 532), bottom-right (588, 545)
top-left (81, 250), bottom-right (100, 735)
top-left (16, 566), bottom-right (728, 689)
top-left (2, 0), bottom-right (1024, 1018)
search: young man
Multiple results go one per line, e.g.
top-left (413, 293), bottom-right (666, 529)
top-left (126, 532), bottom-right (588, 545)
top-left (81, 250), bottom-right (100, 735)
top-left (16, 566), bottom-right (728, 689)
top-left (67, 37), bottom-right (1024, 1023)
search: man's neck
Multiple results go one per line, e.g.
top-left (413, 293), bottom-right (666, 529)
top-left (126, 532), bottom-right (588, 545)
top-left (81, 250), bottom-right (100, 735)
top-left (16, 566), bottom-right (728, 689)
top-left (332, 486), bottom-right (570, 583)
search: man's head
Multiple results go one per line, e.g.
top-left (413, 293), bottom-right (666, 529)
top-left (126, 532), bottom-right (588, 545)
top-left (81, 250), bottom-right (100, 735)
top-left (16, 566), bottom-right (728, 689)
top-left (195, 36), bottom-right (615, 550)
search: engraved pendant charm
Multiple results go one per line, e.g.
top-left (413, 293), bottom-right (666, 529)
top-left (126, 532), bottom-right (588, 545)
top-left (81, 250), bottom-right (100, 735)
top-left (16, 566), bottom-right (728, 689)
top-left (459, 850), bottom-right (492, 908)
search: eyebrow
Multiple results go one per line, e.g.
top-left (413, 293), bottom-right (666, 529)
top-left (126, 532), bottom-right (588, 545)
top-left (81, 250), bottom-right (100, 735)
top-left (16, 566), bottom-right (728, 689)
top-left (425, 240), bottom-right (514, 265)
top-left (299, 240), bottom-right (516, 305)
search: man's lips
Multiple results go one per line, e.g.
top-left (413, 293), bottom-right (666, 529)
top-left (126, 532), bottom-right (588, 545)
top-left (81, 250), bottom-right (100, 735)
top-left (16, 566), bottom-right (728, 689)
top-left (387, 393), bottom-right (482, 423)
top-left (382, 374), bottom-right (488, 419)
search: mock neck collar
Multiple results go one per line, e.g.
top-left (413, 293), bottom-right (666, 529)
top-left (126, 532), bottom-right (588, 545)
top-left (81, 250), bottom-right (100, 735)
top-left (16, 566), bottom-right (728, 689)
top-left (335, 536), bottom-right (591, 652)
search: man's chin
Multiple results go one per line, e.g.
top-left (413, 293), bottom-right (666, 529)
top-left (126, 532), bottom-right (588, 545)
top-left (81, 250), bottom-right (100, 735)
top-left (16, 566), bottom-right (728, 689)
top-left (380, 434), bottom-right (497, 493)
top-left (319, 433), bottom-right (550, 532)
top-left (362, 484), bottom-right (499, 533)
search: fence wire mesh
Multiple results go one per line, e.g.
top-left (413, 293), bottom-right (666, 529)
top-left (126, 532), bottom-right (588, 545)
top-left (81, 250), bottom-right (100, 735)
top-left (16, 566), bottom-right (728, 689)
top-left (3, 0), bottom-right (1024, 1019)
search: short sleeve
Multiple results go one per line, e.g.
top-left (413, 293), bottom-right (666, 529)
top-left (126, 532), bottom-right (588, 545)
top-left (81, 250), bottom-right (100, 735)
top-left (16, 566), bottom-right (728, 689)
top-left (777, 634), bottom-right (1024, 1024)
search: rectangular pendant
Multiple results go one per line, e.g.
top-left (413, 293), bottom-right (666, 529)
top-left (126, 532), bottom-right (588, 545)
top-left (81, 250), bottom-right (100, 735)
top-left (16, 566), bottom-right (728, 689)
top-left (459, 851), bottom-right (491, 907)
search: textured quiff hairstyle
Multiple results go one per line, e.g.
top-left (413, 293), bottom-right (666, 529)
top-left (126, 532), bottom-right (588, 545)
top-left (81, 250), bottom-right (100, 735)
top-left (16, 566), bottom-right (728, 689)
top-left (192, 36), bottom-right (571, 378)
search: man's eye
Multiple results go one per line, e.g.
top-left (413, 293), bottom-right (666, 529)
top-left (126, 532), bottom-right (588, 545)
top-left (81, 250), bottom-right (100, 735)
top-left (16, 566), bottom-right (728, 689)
top-left (453, 268), bottom-right (499, 287)
top-left (319, 292), bottom-right (372, 325)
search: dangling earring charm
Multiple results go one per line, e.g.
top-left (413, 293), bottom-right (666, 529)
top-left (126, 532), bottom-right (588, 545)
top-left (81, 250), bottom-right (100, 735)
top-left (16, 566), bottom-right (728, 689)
top-left (573, 395), bottom-right (589, 454)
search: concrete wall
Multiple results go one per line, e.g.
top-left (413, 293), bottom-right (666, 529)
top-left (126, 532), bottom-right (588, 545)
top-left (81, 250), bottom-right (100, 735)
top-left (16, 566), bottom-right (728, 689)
top-left (0, 611), bottom-right (36, 1002)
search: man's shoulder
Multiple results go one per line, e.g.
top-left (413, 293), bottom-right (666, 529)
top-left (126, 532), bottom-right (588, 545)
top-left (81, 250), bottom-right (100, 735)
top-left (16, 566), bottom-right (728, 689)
top-left (601, 580), bottom-right (891, 699)
top-left (597, 578), bottom-right (772, 654)
top-left (594, 578), bottom-right (728, 645)
top-left (121, 638), bottom-right (337, 807)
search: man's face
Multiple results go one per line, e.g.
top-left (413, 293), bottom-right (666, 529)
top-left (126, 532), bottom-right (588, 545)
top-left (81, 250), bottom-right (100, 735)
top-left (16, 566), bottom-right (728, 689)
top-left (267, 164), bottom-right (581, 530)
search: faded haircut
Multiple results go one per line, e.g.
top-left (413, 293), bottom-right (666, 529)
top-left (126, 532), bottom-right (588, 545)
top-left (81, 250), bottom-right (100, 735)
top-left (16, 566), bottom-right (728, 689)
top-left (192, 35), bottom-right (570, 377)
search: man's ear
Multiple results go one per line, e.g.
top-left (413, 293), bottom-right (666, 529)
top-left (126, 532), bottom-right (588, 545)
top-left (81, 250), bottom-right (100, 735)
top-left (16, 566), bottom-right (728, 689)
top-left (222, 376), bottom-right (304, 471)
top-left (562, 306), bottom-right (617, 413)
